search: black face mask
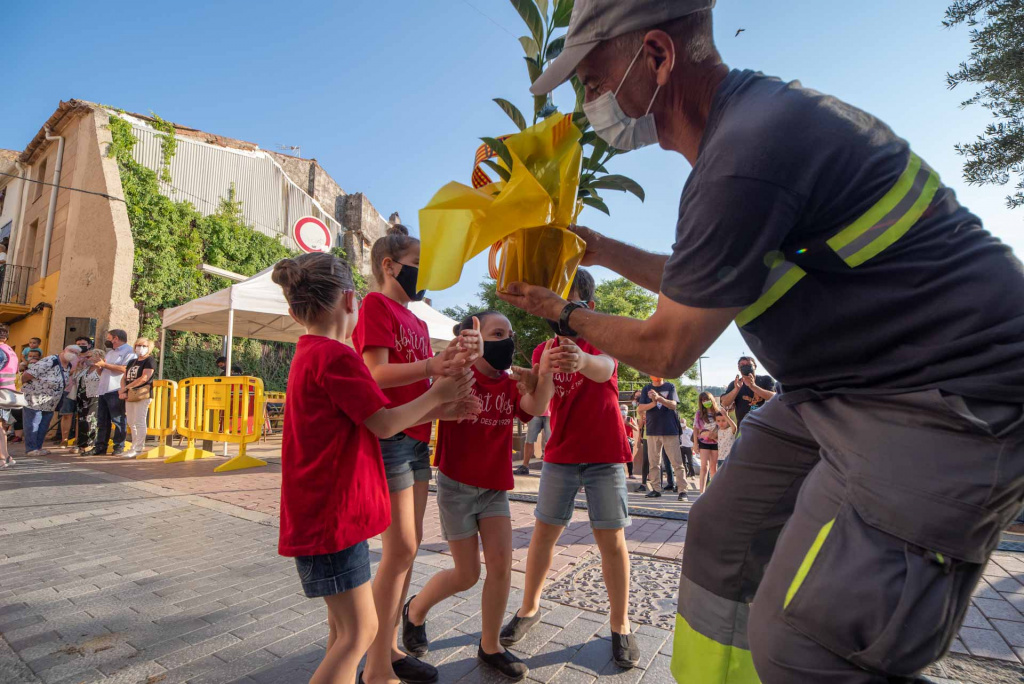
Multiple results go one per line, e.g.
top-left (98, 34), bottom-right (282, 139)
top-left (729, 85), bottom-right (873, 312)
top-left (394, 263), bottom-right (426, 302)
top-left (739, 364), bottom-right (754, 376)
top-left (482, 338), bottom-right (516, 371)
top-left (104, 340), bottom-right (114, 349)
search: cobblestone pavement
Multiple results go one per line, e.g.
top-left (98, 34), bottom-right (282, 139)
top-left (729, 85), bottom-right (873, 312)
top-left (1, 447), bottom-right (1023, 683)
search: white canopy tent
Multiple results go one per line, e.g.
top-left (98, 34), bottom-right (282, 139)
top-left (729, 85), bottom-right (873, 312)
top-left (158, 265), bottom-right (458, 378)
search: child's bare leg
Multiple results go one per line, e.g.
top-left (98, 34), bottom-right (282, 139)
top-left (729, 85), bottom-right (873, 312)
top-left (310, 583), bottom-right (377, 684)
top-left (516, 520), bottom-right (563, 617)
top-left (364, 487), bottom-right (417, 684)
top-left (478, 516), bottom-right (513, 654)
top-left (390, 480), bottom-right (429, 654)
top-left (593, 527), bottom-right (630, 634)
top-left (408, 535), bottom-right (481, 624)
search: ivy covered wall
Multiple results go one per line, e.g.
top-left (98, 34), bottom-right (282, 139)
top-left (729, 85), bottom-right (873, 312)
top-left (107, 114), bottom-right (298, 390)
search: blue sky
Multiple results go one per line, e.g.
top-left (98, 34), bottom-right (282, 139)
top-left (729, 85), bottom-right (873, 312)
top-left (3, 0), bottom-right (1020, 387)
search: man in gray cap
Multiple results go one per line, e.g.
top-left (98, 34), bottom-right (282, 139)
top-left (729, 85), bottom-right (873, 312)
top-left (498, 1), bottom-right (1024, 682)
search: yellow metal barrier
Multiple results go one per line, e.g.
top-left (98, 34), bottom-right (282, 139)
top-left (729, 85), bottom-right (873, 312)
top-left (170, 376), bottom-right (267, 472)
top-left (265, 391), bottom-right (286, 436)
top-left (141, 380), bottom-right (180, 460)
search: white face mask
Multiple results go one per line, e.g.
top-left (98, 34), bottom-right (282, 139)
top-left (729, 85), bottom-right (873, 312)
top-left (135, 346), bottom-right (149, 356)
top-left (582, 45), bottom-right (666, 151)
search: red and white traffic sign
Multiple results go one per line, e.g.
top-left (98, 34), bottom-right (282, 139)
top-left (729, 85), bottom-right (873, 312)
top-left (291, 216), bottom-right (333, 253)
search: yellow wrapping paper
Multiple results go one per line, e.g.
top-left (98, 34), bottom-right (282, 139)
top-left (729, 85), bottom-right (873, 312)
top-left (418, 114), bottom-right (586, 299)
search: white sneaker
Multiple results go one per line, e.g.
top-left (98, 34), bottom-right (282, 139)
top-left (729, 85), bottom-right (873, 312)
top-left (25, 449), bottom-right (43, 457)
top-left (121, 450), bottom-right (137, 459)
top-left (37, 449), bottom-right (51, 456)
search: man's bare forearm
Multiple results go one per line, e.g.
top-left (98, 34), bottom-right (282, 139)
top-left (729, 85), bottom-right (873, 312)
top-left (595, 238), bottom-right (668, 293)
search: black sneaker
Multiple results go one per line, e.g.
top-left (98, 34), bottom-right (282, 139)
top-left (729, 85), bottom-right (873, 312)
top-left (645, 490), bottom-right (662, 498)
top-left (478, 645), bottom-right (528, 681)
top-left (611, 632), bottom-right (640, 669)
top-left (635, 484), bottom-right (648, 493)
top-left (112, 446), bottom-right (124, 456)
top-left (678, 492), bottom-right (688, 501)
top-left (499, 610), bottom-right (542, 646)
top-left (402, 596), bottom-right (429, 656)
top-left (391, 655), bottom-right (438, 684)
top-left (513, 465), bottom-right (530, 476)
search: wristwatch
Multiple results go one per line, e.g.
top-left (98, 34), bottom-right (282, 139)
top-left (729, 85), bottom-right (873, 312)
top-left (555, 301), bottom-right (587, 337)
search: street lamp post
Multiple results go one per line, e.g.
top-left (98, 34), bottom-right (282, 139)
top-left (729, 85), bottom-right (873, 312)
top-left (698, 356), bottom-right (709, 393)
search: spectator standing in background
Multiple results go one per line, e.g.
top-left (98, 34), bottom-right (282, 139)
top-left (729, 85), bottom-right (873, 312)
top-left (621, 405), bottom-right (638, 478)
top-left (0, 324), bottom-right (18, 469)
top-left (23, 346), bottom-right (79, 457)
top-left (216, 356), bottom-right (243, 376)
top-left (694, 392), bottom-right (722, 494)
top-left (638, 376), bottom-right (686, 500)
top-left (720, 356), bottom-right (775, 426)
top-left (70, 350), bottom-right (103, 454)
top-left (714, 411), bottom-right (737, 469)
top-left (120, 337), bottom-right (157, 459)
top-left (679, 416), bottom-right (696, 480)
top-left (516, 412), bottom-right (550, 476)
top-left (91, 330), bottom-right (135, 457)
top-left (21, 337), bottom-right (42, 360)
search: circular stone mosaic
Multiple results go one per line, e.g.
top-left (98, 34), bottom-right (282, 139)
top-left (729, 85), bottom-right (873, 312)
top-left (542, 553), bottom-right (681, 631)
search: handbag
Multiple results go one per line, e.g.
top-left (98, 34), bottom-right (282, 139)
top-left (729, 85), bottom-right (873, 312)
top-left (0, 388), bottom-right (28, 409)
top-left (126, 385), bottom-right (151, 402)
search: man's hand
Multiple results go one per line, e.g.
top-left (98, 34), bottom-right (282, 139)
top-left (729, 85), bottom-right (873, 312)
top-left (569, 225), bottom-right (606, 267)
top-left (741, 374), bottom-right (755, 390)
top-left (509, 365), bottom-right (538, 396)
top-left (647, 389), bottom-right (658, 401)
top-left (496, 282), bottom-right (566, 322)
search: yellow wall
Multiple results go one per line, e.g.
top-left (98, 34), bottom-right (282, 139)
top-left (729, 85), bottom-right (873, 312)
top-left (9, 271), bottom-right (60, 355)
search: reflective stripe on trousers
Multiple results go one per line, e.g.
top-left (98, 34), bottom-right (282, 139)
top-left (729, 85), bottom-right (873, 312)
top-left (671, 575), bottom-right (759, 683)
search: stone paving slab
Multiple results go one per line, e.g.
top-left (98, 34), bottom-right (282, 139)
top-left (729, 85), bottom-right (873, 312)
top-left (4, 450), bottom-right (1024, 682)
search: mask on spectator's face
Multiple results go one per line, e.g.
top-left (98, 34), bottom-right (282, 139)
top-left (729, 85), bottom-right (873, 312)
top-left (739, 363), bottom-right (754, 376)
top-left (135, 346), bottom-right (149, 356)
top-left (702, 401), bottom-right (713, 409)
top-left (651, 377), bottom-right (663, 385)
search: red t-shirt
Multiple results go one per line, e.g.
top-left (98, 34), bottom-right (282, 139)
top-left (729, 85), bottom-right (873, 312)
top-left (531, 339), bottom-right (631, 465)
top-left (278, 335), bottom-right (391, 557)
top-left (352, 292), bottom-right (433, 443)
top-left (435, 366), bottom-right (532, 491)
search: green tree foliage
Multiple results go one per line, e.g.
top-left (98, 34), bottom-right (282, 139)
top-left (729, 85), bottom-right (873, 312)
top-left (483, 0), bottom-right (645, 213)
top-left (108, 114), bottom-right (297, 389)
top-left (443, 276), bottom-right (698, 392)
top-left (945, 1), bottom-right (1024, 210)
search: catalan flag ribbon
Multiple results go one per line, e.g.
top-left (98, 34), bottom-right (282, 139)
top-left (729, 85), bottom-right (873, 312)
top-left (418, 114), bottom-right (586, 298)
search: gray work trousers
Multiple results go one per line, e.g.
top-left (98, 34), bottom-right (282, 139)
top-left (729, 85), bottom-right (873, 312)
top-left (674, 390), bottom-right (1024, 683)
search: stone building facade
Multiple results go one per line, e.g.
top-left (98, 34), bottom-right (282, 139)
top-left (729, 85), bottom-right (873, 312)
top-left (0, 99), bottom-right (397, 354)
top-left (267, 152), bottom-right (391, 280)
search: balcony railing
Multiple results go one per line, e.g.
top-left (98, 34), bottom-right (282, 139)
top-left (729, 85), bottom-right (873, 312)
top-left (0, 264), bottom-right (33, 306)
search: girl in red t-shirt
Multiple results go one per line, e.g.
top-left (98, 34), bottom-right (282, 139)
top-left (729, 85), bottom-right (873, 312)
top-left (272, 252), bottom-right (476, 684)
top-left (353, 225), bottom-right (481, 684)
top-left (401, 312), bottom-right (555, 680)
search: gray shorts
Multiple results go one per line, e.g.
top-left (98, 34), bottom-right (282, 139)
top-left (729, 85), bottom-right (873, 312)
top-left (526, 416), bottom-right (551, 443)
top-left (436, 472), bottom-right (511, 541)
top-left (535, 462), bottom-right (630, 529)
top-left (379, 434), bottom-right (432, 492)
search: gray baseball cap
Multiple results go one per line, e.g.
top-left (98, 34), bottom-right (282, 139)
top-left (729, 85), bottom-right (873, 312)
top-left (530, 0), bottom-right (716, 95)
